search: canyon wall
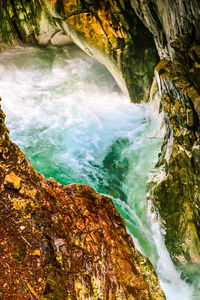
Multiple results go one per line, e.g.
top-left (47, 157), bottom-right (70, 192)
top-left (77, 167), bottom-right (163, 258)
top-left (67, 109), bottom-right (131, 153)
top-left (130, 0), bottom-right (200, 265)
top-left (0, 0), bottom-right (71, 50)
top-left (0, 0), bottom-right (200, 287)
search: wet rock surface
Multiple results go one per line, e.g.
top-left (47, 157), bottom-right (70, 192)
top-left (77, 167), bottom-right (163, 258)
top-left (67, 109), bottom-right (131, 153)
top-left (130, 0), bottom-right (200, 59)
top-left (0, 104), bottom-right (165, 299)
top-left (52, 0), bottom-right (158, 102)
top-left (150, 54), bottom-right (200, 264)
top-left (0, 0), bottom-right (72, 51)
top-left (129, 1), bottom-right (200, 265)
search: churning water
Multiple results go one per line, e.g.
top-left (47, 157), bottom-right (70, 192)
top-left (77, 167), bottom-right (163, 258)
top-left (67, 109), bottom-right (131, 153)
top-left (0, 45), bottom-right (195, 299)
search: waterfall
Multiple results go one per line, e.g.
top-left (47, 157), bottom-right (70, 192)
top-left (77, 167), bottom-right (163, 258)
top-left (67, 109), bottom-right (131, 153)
top-left (0, 45), bottom-right (195, 299)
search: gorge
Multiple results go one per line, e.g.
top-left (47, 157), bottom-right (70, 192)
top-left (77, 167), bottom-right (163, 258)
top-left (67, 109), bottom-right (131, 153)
top-left (0, 0), bottom-right (200, 299)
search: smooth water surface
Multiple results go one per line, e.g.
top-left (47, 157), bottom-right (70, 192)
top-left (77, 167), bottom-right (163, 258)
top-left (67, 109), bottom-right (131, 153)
top-left (0, 45), bottom-right (196, 299)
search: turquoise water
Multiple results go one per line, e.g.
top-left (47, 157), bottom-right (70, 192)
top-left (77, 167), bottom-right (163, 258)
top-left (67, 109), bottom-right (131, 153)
top-left (0, 45), bottom-right (194, 299)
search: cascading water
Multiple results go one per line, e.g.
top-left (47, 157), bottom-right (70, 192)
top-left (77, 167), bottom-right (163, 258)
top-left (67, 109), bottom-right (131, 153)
top-left (0, 45), bottom-right (196, 299)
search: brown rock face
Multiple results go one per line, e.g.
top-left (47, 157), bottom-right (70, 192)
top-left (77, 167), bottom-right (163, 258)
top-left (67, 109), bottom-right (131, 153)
top-left (0, 104), bottom-right (165, 299)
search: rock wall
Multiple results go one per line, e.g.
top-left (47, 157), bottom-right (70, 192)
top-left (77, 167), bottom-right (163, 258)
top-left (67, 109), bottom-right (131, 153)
top-left (0, 0), bottom-right (72, 51)
top-left (53, 0), bottom-right (158, 102)
top-left (129, 0), bottom-right (200, 265)
top-left (0, 102), bottom-right (165, 299)
top-left (150, 55), bottom-right (200, 264)
top-left (130, 0), bottom-right (200, 59)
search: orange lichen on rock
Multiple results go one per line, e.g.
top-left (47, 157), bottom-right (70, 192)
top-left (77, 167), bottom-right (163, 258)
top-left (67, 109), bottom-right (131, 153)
top-left (4, 171), bottom-right (21, 189)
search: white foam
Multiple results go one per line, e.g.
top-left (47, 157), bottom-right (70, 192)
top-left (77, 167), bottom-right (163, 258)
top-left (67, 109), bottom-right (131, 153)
top-left (0, 45), bottom-right (196, 299)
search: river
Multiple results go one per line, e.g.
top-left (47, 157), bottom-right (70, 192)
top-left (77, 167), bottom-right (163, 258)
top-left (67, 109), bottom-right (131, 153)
top-left (0, 45), bottom-right (195, 299)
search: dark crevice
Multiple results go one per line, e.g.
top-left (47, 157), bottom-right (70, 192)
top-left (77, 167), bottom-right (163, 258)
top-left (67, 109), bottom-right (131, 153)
top-left (10, 20), bottom-right (23, 41)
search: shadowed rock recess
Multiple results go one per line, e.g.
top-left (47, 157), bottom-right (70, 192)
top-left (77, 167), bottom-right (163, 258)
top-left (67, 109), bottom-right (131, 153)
top-left (1, 0), bottom-right (200, 297)
top-left (0, 105), bottom-right (165, 299)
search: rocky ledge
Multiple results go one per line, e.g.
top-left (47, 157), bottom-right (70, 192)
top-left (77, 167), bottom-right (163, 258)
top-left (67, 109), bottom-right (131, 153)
top-left (0, 103), bottom-right (164, 299)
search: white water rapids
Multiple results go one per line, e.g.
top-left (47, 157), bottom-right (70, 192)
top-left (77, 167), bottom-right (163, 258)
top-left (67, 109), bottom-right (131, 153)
top-left (0, 45), bottom-right (197, 299)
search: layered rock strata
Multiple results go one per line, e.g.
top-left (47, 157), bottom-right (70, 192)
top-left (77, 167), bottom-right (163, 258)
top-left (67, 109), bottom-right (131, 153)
top-left (0, 103), bottom-right (164, 299)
